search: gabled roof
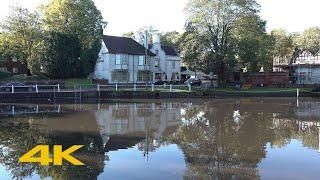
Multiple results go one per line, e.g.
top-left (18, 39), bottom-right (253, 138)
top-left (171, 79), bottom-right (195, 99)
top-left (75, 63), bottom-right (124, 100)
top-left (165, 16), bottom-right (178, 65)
top-left (102, 35), bottom-right (156, 56)
top-left (161, 45), bottom-right (178, 56)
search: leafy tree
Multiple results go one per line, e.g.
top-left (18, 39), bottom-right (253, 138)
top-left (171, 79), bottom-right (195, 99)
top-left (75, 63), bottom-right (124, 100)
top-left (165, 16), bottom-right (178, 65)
top-left (271, 29), bottom-right (296, 58)
top-left (122, 31), bottom-right (135, 38)
top-left (296, 27), bottom-right (320, 55)
top-left (39, 31), bottom-right (81, 79)
top-left (43, 0), bottom-right (104, 77)
top-left (160, 31), bottom-right (182, 53)
top-left (235, 15), bottom-right (274, 72)
top-left (0, 6), bottom-right (43, 75)
top-left (184, 0), bottom-right (261, 84)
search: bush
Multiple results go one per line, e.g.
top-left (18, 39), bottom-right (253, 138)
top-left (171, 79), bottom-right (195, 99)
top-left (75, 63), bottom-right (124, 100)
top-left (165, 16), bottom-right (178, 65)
top-left (312, 86), bottom-right (320, 92)
top-left (0, 71), bottom-right (11, 79)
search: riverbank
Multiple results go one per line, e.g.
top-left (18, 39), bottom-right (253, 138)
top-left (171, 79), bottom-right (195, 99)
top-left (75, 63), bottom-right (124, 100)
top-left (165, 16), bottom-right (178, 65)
top-left (0, 88), bottom-right (319, 101)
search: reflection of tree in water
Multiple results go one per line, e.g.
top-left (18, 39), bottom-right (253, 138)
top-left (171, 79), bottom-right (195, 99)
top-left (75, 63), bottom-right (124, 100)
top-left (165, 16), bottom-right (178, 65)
top-left (0, 118), bottom-right (105, 180)
top-left (168, 100), bottom-right (320, 179)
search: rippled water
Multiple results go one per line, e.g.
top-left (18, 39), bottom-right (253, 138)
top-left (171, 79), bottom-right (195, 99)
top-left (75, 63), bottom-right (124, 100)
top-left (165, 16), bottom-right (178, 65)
top-left (0, 98), bottom-right (320, 179)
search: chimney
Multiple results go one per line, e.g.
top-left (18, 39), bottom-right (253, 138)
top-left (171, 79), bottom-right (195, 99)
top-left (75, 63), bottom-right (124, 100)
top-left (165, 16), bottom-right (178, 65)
top-left (153, 34), bottom-right (161, 44)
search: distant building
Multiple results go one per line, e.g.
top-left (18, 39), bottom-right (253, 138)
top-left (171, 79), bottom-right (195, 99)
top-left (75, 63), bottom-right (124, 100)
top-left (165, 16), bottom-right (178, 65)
top-left (94, 35), bottom-right (156, 84)
top-left (0, 57), bottom-right (28, 75)
top-left (273, 50), bottom-right (320, 84)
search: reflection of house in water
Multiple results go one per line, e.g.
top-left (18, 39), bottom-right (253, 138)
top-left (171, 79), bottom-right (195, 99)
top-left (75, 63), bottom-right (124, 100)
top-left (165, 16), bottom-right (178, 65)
top-left (94, 103), bottom-right (181, 152)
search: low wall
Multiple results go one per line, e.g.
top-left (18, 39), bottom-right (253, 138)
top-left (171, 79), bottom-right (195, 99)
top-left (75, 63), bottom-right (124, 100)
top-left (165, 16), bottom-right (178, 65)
top-left (0, 90), bottom-right (318, 102)
top-left (243, 72), bottom-right (289, 87)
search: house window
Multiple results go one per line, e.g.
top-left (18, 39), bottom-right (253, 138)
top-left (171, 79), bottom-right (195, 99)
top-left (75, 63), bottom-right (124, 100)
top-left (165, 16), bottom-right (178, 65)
top-left (172, 61), bottom-right (175, 69)
top-left (112, 70), bottom-right (129, 82)
top-left (137, 71), bottom-right (151, 82)
top-left (116, 55), bottom-right (121, 65)
top-left (12, 68), bottom-right (18, 74)
top-left (98, 55), bottom-right (104, 62)
top-left (155, 60), bottom-right (159, 68)
top-left (138, 56), bottom-right (145, 66)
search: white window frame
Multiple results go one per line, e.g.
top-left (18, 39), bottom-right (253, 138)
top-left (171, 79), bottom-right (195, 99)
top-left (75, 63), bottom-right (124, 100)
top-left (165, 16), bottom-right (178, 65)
top-left (138, 56), bottom-right (145, 66)
top-left (116, 54), bottom-right (121, 65)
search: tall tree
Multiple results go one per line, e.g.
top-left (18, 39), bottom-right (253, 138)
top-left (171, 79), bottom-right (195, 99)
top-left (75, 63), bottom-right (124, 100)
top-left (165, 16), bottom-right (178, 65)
top-left (271, 29), bottom-right (295, 58)
top-left (160, 31), bottom-right (182, 53)
top-left (39, 31), bottom-right (81, 79)
top-left (0, 6), bottom-right (43, 75)
top-left (296, 27), bottom-right (320, 55)
top-left (43, 0), bottom-right (104, 77)
top-left (235, 15), bottom-right (273, 72)
top-left (185, 0), bottom-right (261, 84)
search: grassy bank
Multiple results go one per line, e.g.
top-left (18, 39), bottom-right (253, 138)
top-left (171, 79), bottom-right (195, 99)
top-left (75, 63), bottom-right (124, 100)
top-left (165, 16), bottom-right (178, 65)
top-left (210, 87), bottom-right (313, 93)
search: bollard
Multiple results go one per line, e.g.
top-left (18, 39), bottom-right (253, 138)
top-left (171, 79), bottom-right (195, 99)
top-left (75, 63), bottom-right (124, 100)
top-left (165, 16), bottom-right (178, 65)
top-left (116, 84), bottom-right (118, 91)
top-left (170, 84), bottom-right (172, 92)
top-left (134, 84), bottom-right (136, 91)
top-left (188, 83), bottom-right (191, 92)
top-left (36, 85), bottom-right (38, 93)
top-left (152, 84), bottom-right (154, 91)
top-left (11, 85), bottom-right (14, 94)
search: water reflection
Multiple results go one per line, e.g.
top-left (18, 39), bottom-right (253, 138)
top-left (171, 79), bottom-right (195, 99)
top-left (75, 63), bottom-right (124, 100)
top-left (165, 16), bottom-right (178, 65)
top-left (0, 98), bottom-right (319, 179)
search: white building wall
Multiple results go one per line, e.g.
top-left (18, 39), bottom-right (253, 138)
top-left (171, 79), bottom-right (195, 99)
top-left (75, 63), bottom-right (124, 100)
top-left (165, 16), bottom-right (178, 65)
top-left (295, 66), bottom-right (320, 84)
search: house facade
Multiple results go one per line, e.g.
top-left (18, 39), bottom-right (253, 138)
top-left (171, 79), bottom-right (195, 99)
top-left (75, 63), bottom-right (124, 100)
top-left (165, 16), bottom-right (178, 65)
top-left (273, 51), bottom-right (320, 84)
top-left (148, 35), bottom-right (181, 82)
top-left (94, 35), bottom-right (156, 84)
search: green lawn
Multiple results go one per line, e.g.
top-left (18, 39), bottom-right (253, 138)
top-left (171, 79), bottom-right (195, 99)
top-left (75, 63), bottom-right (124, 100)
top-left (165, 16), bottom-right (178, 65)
top-left (0, 74), bottom-right (48, 82)
top-left (64, 78), bottom-right (93, 89)
top-left (211, 87), bottom-right (313, 93)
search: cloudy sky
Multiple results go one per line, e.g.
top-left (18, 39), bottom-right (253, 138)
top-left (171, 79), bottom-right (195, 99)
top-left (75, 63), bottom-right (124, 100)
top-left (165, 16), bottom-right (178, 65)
top-left (0, 0), bottom-right (319, 35)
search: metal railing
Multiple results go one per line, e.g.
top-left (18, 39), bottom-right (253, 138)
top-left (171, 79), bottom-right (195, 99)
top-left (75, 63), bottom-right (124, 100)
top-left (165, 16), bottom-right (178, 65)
top-left (0, 83), bottom-right (193, 94)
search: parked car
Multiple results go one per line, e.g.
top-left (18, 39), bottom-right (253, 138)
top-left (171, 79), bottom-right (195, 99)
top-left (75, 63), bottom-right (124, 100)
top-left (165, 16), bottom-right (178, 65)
top-left (184, 77), bottom-right (202, 86)
top-left (0, 82), bottom-right (35, 92)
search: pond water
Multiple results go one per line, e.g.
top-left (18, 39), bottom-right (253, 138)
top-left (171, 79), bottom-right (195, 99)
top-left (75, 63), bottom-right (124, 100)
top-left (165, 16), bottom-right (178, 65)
top-left (0, 98), bottom-right (320, 179)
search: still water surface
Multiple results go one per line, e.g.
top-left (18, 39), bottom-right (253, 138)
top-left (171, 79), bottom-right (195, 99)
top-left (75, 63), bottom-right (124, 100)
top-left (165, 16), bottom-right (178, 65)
top-left (0, 98), bottom-right (320, 179)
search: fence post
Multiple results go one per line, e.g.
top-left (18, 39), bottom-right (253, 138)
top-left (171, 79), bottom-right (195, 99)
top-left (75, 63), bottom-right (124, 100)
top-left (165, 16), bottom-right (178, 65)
top-left (36, 85), bottom-right (38, 93)
top-left (188, 83), bottom-right (191, 92)
top-left (11, 85), bottom-right (14, 94)
top-left (134, 84), bottom-right (136, 91)
top-left (57, 84), bottom-right (61, 92)
top-left (74, 85), bottom-right (76, 99)
top-left (152, 84), bottom-right (154, 91)
top-left (80, 85), bottom-right (82, 100)
top-left (170, 84), bottom-right (172, 92)
top-left (116, 84), bottom-right (118, 92)
top-left (97, 84), bottom-right (100, 92)
top-left (297, 88), bottom-right (299, 98)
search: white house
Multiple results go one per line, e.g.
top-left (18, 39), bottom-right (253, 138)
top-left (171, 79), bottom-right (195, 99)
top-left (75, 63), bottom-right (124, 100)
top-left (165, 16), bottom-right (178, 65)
top-left (94, 34), bottom-right (181, 84)
top-left (94, 35), bottom-right (156, 84)
top-left (134, 33), bottom-right (181, 82)
top-left (273, 50), bottom-right (320, 84)
top-left (148, 34), bottom-right (181, 82)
